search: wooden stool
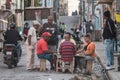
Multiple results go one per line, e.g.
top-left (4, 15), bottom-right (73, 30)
top-left (40, 59), bottom-right (46, 71)
top-left (56, 58), bottom-right (62, 72)
top-left (56, 54), bottom-right (62, 72)
top-left (56, 54), bottom-right (74, 73)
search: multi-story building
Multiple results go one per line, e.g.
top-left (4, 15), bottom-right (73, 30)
top-left (40, 0), bottom-right (53, 7)
top-left (24, 0), bottom-right (54, 25)
top-left (59, 0), bottom-right (68, 16)
top-left (115, 0), bottom-right (120, 11)
top-left (0, 0), bottom-right (24, 29)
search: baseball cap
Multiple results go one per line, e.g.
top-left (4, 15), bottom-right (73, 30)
top-left (33, 21), bottom-right (40, 25)
top-left (42, 32), bottom-right (52, 37)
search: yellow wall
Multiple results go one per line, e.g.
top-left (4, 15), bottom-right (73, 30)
top-left (115, 13), bottom-right (120, 23)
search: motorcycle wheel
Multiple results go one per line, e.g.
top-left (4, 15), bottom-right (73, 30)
top-left (7, 61), bottom-right (12, 69)
top-left (14, 58), bottom-right (18, 67)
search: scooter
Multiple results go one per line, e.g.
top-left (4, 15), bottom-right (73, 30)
top-left (3, 44), bottom-right (19, 69)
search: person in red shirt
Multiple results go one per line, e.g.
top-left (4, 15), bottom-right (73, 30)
top-left (23, 22), bottom-right (29, 41)
top-left (36, 32), bottom-right (54, 70)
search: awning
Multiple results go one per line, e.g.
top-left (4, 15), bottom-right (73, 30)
top-left (97, 0), bottom-right (113, 4)
top-left (0, 19), bottom-right (8, 23)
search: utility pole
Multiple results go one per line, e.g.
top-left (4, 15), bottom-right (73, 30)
top-left (79, 0), bottom-right (83, 22)
top-left (92, 0), bottom-right (94, 20)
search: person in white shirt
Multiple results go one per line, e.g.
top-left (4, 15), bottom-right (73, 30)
top-left (26, 21), bottom-right (40, 70)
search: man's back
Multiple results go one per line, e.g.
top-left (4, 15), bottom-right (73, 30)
top-left (86, 21), bottom-right (94, 33)
top-left (4, 30), bottom-right (20, 45)
top-left (59, 41), bottom-right (76, 61)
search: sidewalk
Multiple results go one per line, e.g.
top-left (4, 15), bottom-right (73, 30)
top-left (95, 42), bottom-right (120, 80)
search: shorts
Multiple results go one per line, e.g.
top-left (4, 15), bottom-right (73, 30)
top-left (85, 56), bottom-right (94, 61)
top-left (37, 53), bottom-right (52, 61)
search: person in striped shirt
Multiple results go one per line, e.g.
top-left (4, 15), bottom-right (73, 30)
top-left (59, 32), bottom-right (76, 61)
top-left (59, 32), bottom-right (76, 72)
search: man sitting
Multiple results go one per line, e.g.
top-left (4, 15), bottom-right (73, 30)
top-left (59, 32), bottom-right (76, 72)
top-left (4, 23), bottom-right (23, 60)
top-left (77, 34), bottom-right (96, 75)
top-left (36, 32), bottom-right (54, 70)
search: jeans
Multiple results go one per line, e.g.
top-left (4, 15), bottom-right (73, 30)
top-left (117, 40), bottom-right (120, 66)
top-left (104, 39), bottom-right (114, 66)
top-left (16, 42), bottom-right (22, 61)
top-left (113, 38), bottom-right (117, 52)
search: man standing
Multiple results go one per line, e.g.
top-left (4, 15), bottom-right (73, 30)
top-left (85, 20), bottom-right (94, 40)
top-left (23, 22), bottom-right (29, 41)
top-left (26, 21), bottom-right (40, 70)
top-left (59, 22), bottom-right (66, 38)
top-left (102, 10), bottom-right (116, 70)
top-left (39, 16), bottom-right (58, 51)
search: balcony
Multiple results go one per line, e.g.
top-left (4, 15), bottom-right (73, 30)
top-left (15, 9), bottom-right (24, 13)
top-left (97, 0), bottom-right (113, 4)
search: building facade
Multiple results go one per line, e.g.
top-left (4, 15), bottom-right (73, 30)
top-left (59, 0), bottom-right (68, 16)
top-left (40, 0), bottom-right (53, 7)
top-left (0, 0), bottom-right (24, 29)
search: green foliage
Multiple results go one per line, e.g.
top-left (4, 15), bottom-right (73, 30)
top-left (24, 0), bottom-right (41, 7)
top-left (34, 0), bottom-right (40, 7)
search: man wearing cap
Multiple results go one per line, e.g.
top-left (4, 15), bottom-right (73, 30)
top-left (36, 32), bottom-right (54, 70)
top-left (26, 21), bottom-right (40, 70)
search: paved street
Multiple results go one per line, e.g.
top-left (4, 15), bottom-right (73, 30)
top-left (0, 42), bottom-right (119, 80)
top-left (0, 43), bottom-right (76, 80)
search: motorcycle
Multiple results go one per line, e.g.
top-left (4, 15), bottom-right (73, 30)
top-left (3, 44), bottom-right (21, 69)
top-left (71, 28), bottom-right (82, 50)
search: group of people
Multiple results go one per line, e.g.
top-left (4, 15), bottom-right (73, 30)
top-left (2, 13), bottom-right (96, 75)
top-left (24, 16), bottom-right (96, 75)
top-left (3, 8), bottom-right (120, 77)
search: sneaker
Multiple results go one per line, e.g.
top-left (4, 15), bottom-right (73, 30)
top-left (118, 67), bottom-right (120, 71)
top-left (26, 69), bottom-right (34, 71)
top-left (106, 66), bottom-right (111, 70)
top-left (110, 65), bottom-right (115, 69)
top-left (74, 68), bottom-right (81, 73)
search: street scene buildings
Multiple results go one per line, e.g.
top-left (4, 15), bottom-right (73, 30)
top-left (0, 0), bottom-right (119, 80)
